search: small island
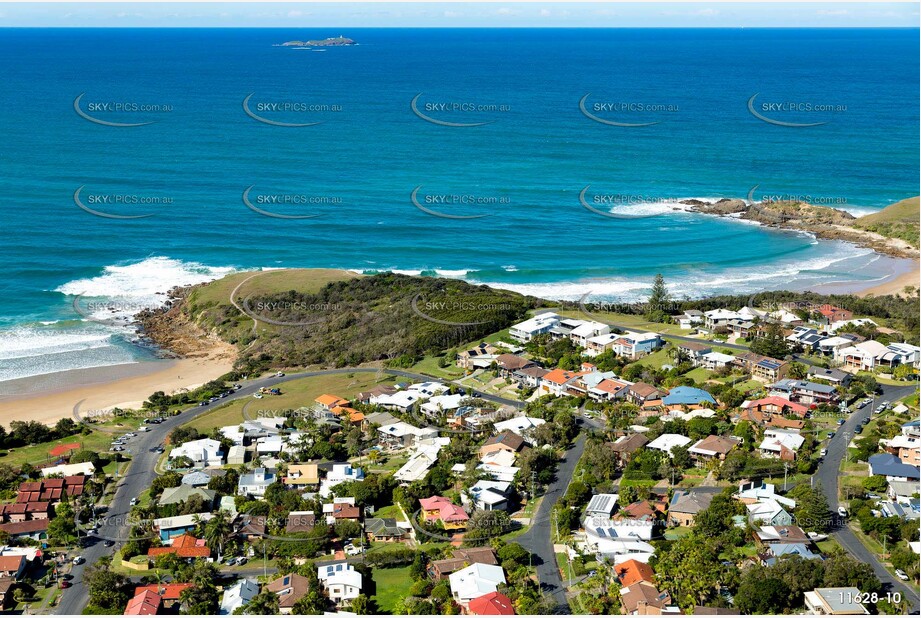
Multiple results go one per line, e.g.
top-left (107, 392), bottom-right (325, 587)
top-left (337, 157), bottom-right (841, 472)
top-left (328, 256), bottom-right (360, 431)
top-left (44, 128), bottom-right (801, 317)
top-left (279, 36), bottom-right (356, 47)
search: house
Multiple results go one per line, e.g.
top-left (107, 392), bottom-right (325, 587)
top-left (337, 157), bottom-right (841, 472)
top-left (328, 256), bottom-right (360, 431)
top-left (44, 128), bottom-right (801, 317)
top-left (676, 310), bottom-right (704, 330)
top-left (148, 534), bottom-right (211, 560)
top-left (741, 396), bottom-right (810, 419)
top-left (457, 343), bottom-right (500, 369)
top-left (181, 470), bottom-right (211, 487)
top-left (284, 511), bottom-right (316, 534)
top-left (465, 480), bottom-right (512, 511)
top-left (754, 524), bottom-right (812, 546)
top-left (746, 499), bottom-right (793, 526)
top-left (365, 517), bottom-right (407, 542)
top-left (688, 435), bottom-right (740, 461)
top-left (0, 502), bottom-right (50, 523)
top-left (769, 379), bottom-right (838, 405)
top-left (133, 584), bottom-right (193, 611)
top-left (512, 365), bottom-right (550, 388)
top-left (624, 383), bottom-right (666, 406)
top-left (321, 464), bottom-right (364, 496)
top-left (226, 445), bottom-right (247, 466)
top-left (538, 367), bottom-right (589, 397)
top-left (668, 490), bottom-right (716, 527)
top-left (614, 559), bottom-right (656, 587)
top-left (124, 589), bottom-right (161, 615)
top-left (758, 429), bottom-right (805, 460)
top-left (377, 421), bottom-right (438, 449)
top-left (0, 520), bottom-right (48, 541)
top-left (429, 547), bottom-right (498, 579)
top-left (835, 340), bottom-right (890, 372)
top-left (421, 393), bottom-right (467, 418)
top-left (703, 308), bottom-right (746, 330)
top-left (478, 432), bottom-right (527, 458)
top-left (420, 496), bottom-right (469, 529)
top-left (806, 366), bottom-right (852, 386)
top-left (356, 384), bottom-right (398, 405)
top-left (0, 556), bottom-right (26, 580)
top-left (153, 513), bottom-right (212, 541)
top-left (234, 514), bottom-right (266, 541)
top-left (584, 333), bottom-right (620, 357)
top-left (39, 462), bottom-right (95, 477)
top-left (509, 312), bottom-right (560, 342)
top-left (585, 494), bottom-right (619, 518)
top-left (219, 579), bottom-right (260, 615)
top-left (804, 587), bottom-right (868, 615)
top-left (169, 438), bottom-right (225, 467)
top-left (698, 351), bottom-right (735, 369)
top-left (735, 482), bottom-right (797, 509)
top-left (315, 393), bottom-right (350, 411)
top-left (612, 332), bottom-right (663, 359)
top-left (609, 434), bottom-right (650, 467)
top-left (760, 542), bottom-right (822, 566)
top-left (661, 386), bottom-right (716, 409)
top-left (880, 431), bottom-right (920, 467)
top-left (324, 500), bottom-right (361, 524)
top-left (16, 476), bottom-right (85, 503)
top-left (371, 390), bottom-right (424, 412)
top-left (159, 484), bottom-right (217, 508)
top-left (868, 453), bottom-right (920, 482)
top-left (733, 352), bottom-right (789, 382)
top-left (448, 563), bottom-right (506, 606)
top-left (394, 443), bottom-right (443, 484)
top-left (237, 468), bottom-right (275, 498)
top-left (736, 408), bottom-right (805, 430)
top-left (588, 378), bottom-right (632, 402)
top-left (646, 434), bottom-right (692, 457)
top-left (468, 591), bottom-right (515, 616)
top-left (492, 416), bottom-right (546, 440)
top-left (817, 335), bottom-right (859, 356)
top-left (284, 463), bottom-right (320, 487)
top-left (814, 304), bottom-right (853, 324)
top-left (318, 562), bottom-right (362, 606)
top-left (619, 581), bottom-right (677, 615)
top-left (494, 353), bottom-right (535, 376)
top-left (568, 320), bottom-right (611, 347)
top-left (267, 573), bottom-right (311, 614)
top-left (678, 341), bottom-right (712, 361)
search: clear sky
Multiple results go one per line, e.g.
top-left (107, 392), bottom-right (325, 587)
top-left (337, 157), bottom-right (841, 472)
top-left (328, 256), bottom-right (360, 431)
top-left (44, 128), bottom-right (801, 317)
top-left (0, 2), bottom-right (917, 28)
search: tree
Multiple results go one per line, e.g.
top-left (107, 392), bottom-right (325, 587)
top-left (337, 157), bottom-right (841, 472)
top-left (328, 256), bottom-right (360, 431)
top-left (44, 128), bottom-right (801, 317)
top-left (788, 362), bottom-right (808, 379)
top-left (749, 322), bottom-right (790, 359)
top-left (334, 518), bottom-right (362, 541)
top-left (242, 589), bottom-right (280, 615)
top-left (822, 552), bottom-right (880, 592)
top-left (734, 569), bottom-right (792, 614)
top-left (646, 274), bottom-right (671, 322)
top-left (350, 595), bottom-right (372, 614)
top-left (204, 510), bottom-right (233, 558)
top-left (788, 483), bottom-right (831, 533)
top-left (179, 560), bottom-right (221, 614)
top-left (652, 533), bottom-right (724, 608)
top-left (84, 565), bottom-right (131, 611)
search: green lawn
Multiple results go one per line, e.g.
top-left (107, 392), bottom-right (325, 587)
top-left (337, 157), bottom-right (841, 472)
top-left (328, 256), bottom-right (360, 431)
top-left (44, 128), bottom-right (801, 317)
top-left (684, 368), bottom-right (714, 383)
top-left (371, 566), bottom-right (414, 613)
top-left (631, 347), bottom-right (673, 369)
top-left (189, 268), bottom-right (361, 308)
top-left (372, 505), bottom-right (407, 521)
top-left (408, 355), bottom-right (466, 380)
top-left (182, 373), bottom-right (401, 433)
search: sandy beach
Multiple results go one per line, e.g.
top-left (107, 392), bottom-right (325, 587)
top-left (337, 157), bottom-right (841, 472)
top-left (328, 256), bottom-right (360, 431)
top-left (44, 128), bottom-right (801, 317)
top-left (0, 345), bottom-right (235, 428)
top-left (855, 259), bottom-right (920, 298)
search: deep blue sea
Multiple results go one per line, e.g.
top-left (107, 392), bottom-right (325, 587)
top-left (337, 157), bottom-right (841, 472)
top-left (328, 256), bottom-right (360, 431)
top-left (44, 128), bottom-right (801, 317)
top-left (0, 28), bottom-right (918, 382)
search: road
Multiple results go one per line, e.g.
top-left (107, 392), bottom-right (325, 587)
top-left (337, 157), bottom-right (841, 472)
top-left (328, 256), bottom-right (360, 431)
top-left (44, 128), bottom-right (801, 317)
top-left (814, 382), bottom-right (920, 613)
top-left (56, 366), bottom-right (524, 614)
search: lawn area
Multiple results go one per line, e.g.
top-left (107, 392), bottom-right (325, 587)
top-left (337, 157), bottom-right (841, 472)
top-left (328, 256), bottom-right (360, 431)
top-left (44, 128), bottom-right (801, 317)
top-left (557, 309), bottom-right (689, 336)
top-left (181, 373), bottom-right (402, 433)
top-left (372, 505), bottom-right (407, 521)
top-left (631, 347), bottom-right (673, 369)
top-left (189, 268), bottom-right (360, 308)
top-left (684, 367), bottom-right (714, 383)
top-left (0, 429), bottom-right (120, 469)
top-left (664, 526), bottom-right (693, 540)
top-left (409, 355), bottom-right (466, 380)
top-left (371, 566), bottom-right (414, 613)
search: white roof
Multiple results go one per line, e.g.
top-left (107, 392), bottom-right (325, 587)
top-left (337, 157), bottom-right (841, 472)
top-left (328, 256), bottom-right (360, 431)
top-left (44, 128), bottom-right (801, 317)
top-left (583, 516), bottom-right (654, 541)
top-left (701, 351), bottom-right (735, 363)
top-left (377, 421), bottom-right (424, 438)
top-left (585, 493), bottom-right (619, 516)
top-left (220, 579), bottom-right (260, 614)
top-left (705, 308), bottom-right (744, 320)
top-left (407, 381), bottom-right (450, 396)
top-left (40, 462), bottom-right (95, 477)
top-left (819, 336), bottom-right (853, 347)
top-left (394, 448), bottom-right (440, 482)
top-left (620, 331), bottom-right (660, 343)
top-left (587, 333), bottom-right (620, 346)
top-left (759, 430), bottom-right (806, 453)
top-left (571, 321), bottom-right (609, 338)
top-left (829, 318), bottom-right (876, 332)
top-left (448, 563), bottom-right (506, 602)
top-left (746, 499), bottom-right (788, 520)
top-left (646, 434), bottom-right (692, 454)
top-left (511, 312), bottom-right (560, 333)
top-left (153, 512), bottom-right (213, 529)
top-left (372, 391), bottom-right (423, 409)
top-left (421, 393), bottom-right (466, 412)
top-left (481, 449), bottom-right (517, 467)
top-left (476, 463), bottom-right (519, 483)
top-left (492, 416), bottom-right (546, 436)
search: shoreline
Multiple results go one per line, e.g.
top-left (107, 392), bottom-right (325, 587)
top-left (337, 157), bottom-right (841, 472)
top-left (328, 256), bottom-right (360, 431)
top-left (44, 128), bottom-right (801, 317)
top-left (0, 345), bottom-right (235, 428)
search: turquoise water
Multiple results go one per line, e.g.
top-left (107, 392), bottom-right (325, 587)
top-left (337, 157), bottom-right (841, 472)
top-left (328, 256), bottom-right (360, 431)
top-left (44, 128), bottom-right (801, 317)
top-left (0, 28), bottom-right (917, 381)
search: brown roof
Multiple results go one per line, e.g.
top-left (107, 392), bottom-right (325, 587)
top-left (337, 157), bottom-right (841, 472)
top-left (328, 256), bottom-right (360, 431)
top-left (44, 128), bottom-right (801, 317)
top-left (620, 581), bottom-right (672, 613)
top-left (148, 535), bottom-right (211, 559)
top-left (430, 547), bottom-right (498, 576)
top-left (482, 431), bottom-right (526, 452)
top-left (679, 342), bottom-right (711, 352)
top-left (332, 503), bottom-right (360, 519)
top-left (236, 515), bottom-right (266, 537)
top-left (134, 584), bottom-right (193, 601)
top-left (285, 512), bottom-right (316, 533)
top-left (357, 385), bottom-right (398, 401)
top-left (0, 556), bottom-right (25, 574)
top-left (609, 433), bottom-right (649, 455)
top-left (690, 435), bottom-right (741, 456)
top-left (267, 573), bottom-right (311, 608)
top-left (515, 366), bottom-right (550, 379)
top-left (628, 382), bottom-right (664, 399)
top-left (0, 520), bottom-right (49, 536)
top-left (619, 500), bottom-right (657, 520)
top-left (496, 354), bottom-right (535, 372)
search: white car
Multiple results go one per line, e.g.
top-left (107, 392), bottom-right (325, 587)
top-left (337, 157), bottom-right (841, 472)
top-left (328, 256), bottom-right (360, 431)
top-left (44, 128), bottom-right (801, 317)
top-left (130, 497), bottom-right (139, 506)
top-left (72, 556), bottom-right (85, 565)
top-left (895, 569), bottom-right (909, 581)
top-left (344, 544), bottom-right (364, 556)
top-left (837, 507), bottom-right (848, 518)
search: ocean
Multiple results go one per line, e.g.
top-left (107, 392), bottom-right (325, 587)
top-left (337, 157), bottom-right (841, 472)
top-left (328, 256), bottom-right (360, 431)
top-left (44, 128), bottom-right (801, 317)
top-left (0, 27), bottom-right (917, 384)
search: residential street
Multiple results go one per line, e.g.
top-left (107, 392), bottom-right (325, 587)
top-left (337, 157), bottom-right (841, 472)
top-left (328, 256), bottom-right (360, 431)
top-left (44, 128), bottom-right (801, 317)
top-left (814, 383), bottom-right (920, 613)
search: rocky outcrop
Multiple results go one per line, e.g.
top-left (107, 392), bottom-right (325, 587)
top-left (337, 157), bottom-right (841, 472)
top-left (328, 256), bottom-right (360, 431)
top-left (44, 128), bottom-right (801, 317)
top-left (280, 36), bottom-right (356, 47)
top-left (680, 199), bottom-right (918, 259)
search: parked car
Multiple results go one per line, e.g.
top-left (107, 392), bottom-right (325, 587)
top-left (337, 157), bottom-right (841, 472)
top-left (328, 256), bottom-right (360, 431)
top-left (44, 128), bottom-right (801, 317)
top-left (59, 580), bottom-right (72, 589)
top-left (837, 507), bottom-right (848, 518)
top-left (895, 569), bottom-right (909, 581)
top-left (104, 539), bottom-right (115, 547)
top-left (275, 371), bottom-right (285, 377)
top-left (820, 448), bottom-right (827, 457)
top-left (344, 544), bottom-right (364, 556)
top-left (129, 498), bottom-right (139, 506)
top-left (72, 556), bottom-right (85, 565)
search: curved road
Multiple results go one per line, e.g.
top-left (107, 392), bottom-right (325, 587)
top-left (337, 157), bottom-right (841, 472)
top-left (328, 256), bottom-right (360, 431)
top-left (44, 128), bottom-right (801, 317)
top-left (814, 383), bottom-right (920, 613)
top-left (56, 366), bottom-right (524, 614)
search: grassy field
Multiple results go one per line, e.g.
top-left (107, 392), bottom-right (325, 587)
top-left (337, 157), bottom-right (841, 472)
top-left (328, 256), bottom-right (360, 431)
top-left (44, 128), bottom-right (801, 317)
top-left (408, 355), bottom-right (466, 380)
top-left (370, 566), bottom-right (414, 613)
top-left (0, 425), bottom-right (135, 469)
top-left (632, 347), bottom-right (673, 368)
top-left (557, 309), bottom-right (689, 335)
top-left (188, 268), bottom-right (361, 308)
top-left (181, 372), bottom-right (402, 433)
top-left (854, 196), bottom-right (920, 248)
top-left (370, 505), bottom-right (407, 521)
top-left (684, 367), bottom-right (714, 383)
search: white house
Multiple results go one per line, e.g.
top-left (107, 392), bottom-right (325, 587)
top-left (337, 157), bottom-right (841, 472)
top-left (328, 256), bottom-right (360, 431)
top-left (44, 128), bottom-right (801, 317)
top-left (318, 562), bottom-right (362, 606)
top-left (220, 579), bottom-right (260, 615)
top-left (746, 499), bottom-right (793, 526)
top-left (646, 434), bottom-right (692, 457)
top-left (570, 321), bottom-right (612, 347)
top-left (697, 351), bottom-right (735, 369)
top-left (585, 493), bottom-right (619, 518)
top-left (320, 464), bottom-right (364, 497)
top-left (758, 430), bottom-right (805, 459)
top-left (463, 480), bottom-right (512, 511)
top-left (237, 468), bottom-right (275, 498)
top-left (492, 416), bottom-right (546, 441)
top-left (449, 563), bottom-right (506, 605)
top-left (421, 393), bottom-right (466, 417)
top-left (703, 309), bottom-right (745, 330)
top-left (612, 332), bottom-right (663, 360)
top-left (170, 438), bottom-right (225, 467)
top-left (835, 340), bottom-right (890, 371)
top-left (394, 441), bottom-right (446, 483)
top-left (40, 462), bottom-right (95, 477)
top-left (584, 333), bottom-right (620, 357)
top-left (509, 313), bottom-right (561, 342)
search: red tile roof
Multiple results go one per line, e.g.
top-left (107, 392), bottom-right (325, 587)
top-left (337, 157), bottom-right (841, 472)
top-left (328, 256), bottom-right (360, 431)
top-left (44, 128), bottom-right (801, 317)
top-left (420, 496), bottom-right (469, 523)
top-left (125, 589), bottom-right (161, 615)
top-left (134, 584), bottom-right (193, 601)
top-left (469, 592), bottom-right (515, 615)
top-left (147, 535), bottom-right (211, 559)
top-left (615, 559), bottom-right (656, 587)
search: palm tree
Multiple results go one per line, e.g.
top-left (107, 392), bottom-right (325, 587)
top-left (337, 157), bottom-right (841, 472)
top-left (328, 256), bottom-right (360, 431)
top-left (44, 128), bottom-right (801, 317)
top-left (203, 511), bottom-right (232, 560)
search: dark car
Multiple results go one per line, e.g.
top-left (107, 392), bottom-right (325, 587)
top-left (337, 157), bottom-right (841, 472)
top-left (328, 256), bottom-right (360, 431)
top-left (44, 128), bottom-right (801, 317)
top-left (104, 539), bottom-right (115, 547)
top-left (59, 580), bottom-right (72, 589)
